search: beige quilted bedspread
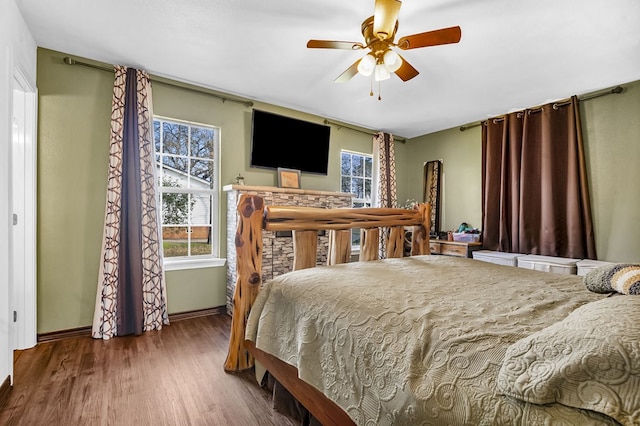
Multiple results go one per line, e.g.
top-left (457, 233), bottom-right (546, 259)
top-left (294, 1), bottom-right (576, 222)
top-left (245, 255), bottom-right (620, 425)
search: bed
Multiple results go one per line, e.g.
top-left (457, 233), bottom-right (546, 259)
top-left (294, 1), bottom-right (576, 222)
top-left (224, 194), bottom-right (640, 426)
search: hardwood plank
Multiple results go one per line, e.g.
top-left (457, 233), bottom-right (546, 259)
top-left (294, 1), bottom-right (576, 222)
top-left (37, 307), bottom-right (227, 343)
top-left (0, 376), bottom-right (10, 410)
top-left (0, 314), bottom-right (295, 426)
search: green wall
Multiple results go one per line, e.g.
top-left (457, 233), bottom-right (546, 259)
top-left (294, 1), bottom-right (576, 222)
top-left (36, 48), bottom-right (396, 333)
top-left (581, 80), bottom-right (640, 262)
top-left (405, 126), bottom-right (482, 231)
top-left (37, 49), bottom-right (113, 333)
top-left (405, 80), bottom-right (640, 263)
top-left (38, 44), bottom-right (638, 333)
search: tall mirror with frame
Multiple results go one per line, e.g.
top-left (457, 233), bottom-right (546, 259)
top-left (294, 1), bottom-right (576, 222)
top-left (423, 160), bottom-right (442, 238)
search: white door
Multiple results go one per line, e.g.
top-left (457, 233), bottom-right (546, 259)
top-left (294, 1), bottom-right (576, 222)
top-left (11, 69), bottom-right (37, 350)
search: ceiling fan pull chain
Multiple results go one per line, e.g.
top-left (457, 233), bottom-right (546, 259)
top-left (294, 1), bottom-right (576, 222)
top-left (378, 81), bottom-right (382, 101)
top-left (370, 77), bottom-right (374, 97)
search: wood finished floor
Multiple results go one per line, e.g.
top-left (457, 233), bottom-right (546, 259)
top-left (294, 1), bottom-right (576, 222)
top-left (0, 314), bottom-right (296, 426)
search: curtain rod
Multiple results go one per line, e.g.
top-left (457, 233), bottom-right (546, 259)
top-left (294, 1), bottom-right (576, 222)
top-left (580, 84), bottom-right (624, 101)
top-left (323, 119), bottom-right (406, 143)
top-left (459, 85), bottom-right (625, 131)
top-left (64, 55), bottom-right (405, 141)
top-left (63, 57), bottom-right (254, 108)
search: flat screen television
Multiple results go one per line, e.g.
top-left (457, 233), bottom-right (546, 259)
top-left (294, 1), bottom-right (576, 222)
top-left (250, 109), bottom-right (331, 175)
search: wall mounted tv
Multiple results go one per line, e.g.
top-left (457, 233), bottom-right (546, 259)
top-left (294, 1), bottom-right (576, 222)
top-left (250, 109), bottom-right (331, 175)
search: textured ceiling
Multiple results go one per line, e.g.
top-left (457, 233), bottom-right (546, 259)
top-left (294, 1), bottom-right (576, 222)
top-left (15, 0), bottom-right (640, 138)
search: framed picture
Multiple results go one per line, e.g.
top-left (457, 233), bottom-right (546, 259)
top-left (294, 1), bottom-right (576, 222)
top-left (277, 167), bottom-right (301, 189)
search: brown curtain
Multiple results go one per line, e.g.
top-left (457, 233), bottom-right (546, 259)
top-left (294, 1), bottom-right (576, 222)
top-left (481, 96), bottom-right (596, 259)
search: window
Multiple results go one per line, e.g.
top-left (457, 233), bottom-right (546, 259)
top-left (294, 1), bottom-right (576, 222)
top-left (153, 117), bottom-right (222, 270)
top-left (340, 150), bottom-right (373, 246)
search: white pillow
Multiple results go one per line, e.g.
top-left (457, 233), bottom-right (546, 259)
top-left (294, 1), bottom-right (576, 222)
top-left (497, 296), bottom-right (640, 426)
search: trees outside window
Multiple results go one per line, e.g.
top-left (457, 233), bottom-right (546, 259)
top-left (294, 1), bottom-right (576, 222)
top-left (154, 117), bottom-right (219, 259)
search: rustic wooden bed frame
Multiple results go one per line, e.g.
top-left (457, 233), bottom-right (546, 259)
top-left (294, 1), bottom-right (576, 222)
top-left (223, 194), bottom-right (431, 425)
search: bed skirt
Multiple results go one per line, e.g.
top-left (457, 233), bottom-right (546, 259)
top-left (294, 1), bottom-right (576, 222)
top-left (263, 372), bottom-right (322, 426)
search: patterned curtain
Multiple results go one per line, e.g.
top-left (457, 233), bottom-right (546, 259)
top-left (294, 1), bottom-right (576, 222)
top-left (423, 160), bottom-right (441, 234)
top-left (92, 66), bottom-right (169, 339)
top-left (373, 132), bottom-right (398, 259)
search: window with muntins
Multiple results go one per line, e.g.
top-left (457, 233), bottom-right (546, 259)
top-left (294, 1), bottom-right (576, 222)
top-left (153, 117), bottom-right (220, 268)
top-left (340, 150), bottom-right (373, 246)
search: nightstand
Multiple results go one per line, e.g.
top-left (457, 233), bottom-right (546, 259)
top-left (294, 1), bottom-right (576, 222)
top-left (429, 239), bottom-right (482, 258)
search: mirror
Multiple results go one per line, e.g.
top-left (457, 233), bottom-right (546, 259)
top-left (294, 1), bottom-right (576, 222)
top-left (423, 160), bottom-right (442, 237)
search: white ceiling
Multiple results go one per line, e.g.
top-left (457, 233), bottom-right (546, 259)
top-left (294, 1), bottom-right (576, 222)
top-left (15, 0), bottom-right (640, 139)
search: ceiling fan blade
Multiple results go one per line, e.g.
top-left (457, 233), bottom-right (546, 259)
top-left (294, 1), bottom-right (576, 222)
top-left (394, 55), bottom-right (419, 81)
top-left (334, 59), bottom-right (361, 83)
top-left (373, 0), bottom-right (402, 40)
top-left (307, 40), bottom-right (364, 50)
top-left (397, 26), bottom-right (461, 50)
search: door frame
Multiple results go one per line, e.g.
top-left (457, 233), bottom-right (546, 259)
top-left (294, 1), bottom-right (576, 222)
top-left (11, 65), bottom-right (37, 350)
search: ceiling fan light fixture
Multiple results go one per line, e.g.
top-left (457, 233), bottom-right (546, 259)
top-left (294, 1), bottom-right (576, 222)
top-left (306, 0), bottom-right (462, 90)
top-left (383, 49), bottom-right (402, 72)
top-left (357, 53), bottom-right (376, 77)
top-left (374, 63), bottom-right (391, 81)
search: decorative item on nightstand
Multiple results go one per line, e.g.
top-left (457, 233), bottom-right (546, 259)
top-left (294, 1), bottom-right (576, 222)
top-left (402, 198), bottom-right (418, 210)
top-left (452, 222), bottom-right (481, 243)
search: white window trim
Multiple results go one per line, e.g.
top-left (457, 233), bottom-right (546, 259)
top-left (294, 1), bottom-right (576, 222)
top-left (340, 149), bottom-right (374, 256)
top-left (341, 149), bottom-right (374, 207)
top-left (163, 256), bottom-right (226, 271)
top-left (154, 116), bottom-right (221, 270)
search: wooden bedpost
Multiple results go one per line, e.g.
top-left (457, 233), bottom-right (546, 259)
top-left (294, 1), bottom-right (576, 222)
top-left (327, 229), bottom-right (351, 265)
top-left (386, 226), bottom-right (405, 258)
top-left (359, 228), bottom-right (380, 261)
top-left (327, 229), bottom-right (352, 265)
top-left (411, 203), bottom-right (432, 256)
top-left (224, 194), bottom-right (265, 372)
top-left (292, 230), bottom-right (318, 270)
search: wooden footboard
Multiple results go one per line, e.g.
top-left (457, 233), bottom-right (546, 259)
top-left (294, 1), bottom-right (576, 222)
top-left (224, 194), bottom-right (431, 423)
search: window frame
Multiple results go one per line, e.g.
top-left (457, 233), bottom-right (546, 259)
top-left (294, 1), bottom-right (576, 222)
top-left (153, 115), bottom-right (225, 271)
top-left (340, 149), bottom-right (374, 251)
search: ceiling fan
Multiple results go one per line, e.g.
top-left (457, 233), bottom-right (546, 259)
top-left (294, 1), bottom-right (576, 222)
top-left (306, 0), bottom-right (461, 87)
